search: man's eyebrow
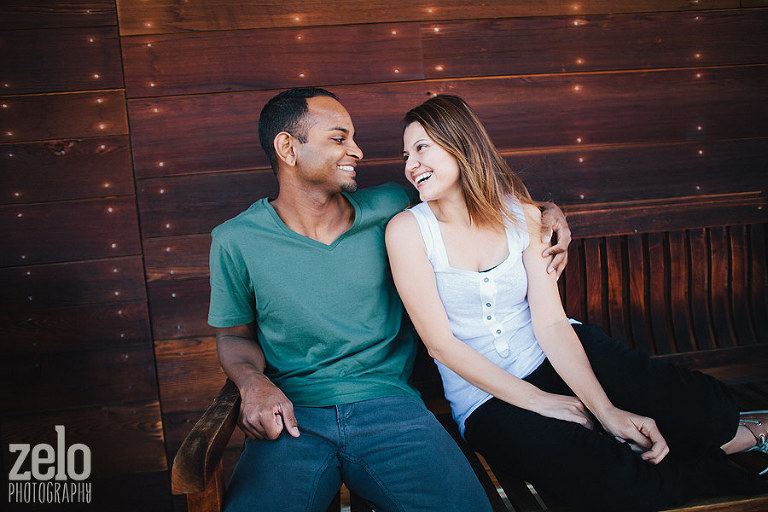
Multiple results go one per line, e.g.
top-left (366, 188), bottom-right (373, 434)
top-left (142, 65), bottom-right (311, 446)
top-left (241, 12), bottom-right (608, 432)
top-left (329, 126), bottom-right (350, 134)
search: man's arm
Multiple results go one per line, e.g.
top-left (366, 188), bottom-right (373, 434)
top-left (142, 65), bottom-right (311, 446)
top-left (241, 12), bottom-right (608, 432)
top-left (539, 201), bottom-right (571, 277)
top-left (216, 324), bottom-right (300, 440)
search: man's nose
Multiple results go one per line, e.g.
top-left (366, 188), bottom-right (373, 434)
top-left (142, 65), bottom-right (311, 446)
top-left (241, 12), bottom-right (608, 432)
top-left (348, 140), bottom-right (363, 160)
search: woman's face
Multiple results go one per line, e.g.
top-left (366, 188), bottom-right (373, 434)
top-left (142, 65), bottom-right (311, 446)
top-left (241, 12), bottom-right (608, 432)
top-left (402, 122), bottom-right (461, 202)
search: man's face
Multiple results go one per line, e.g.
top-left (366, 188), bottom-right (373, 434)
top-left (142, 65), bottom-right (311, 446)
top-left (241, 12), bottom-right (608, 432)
top-left (293, 96), bottom-right (364, 193)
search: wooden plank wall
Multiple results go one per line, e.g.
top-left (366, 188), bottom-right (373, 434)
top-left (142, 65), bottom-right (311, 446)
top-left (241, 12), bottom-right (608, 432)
top-left (1, 1), bottom-right (766, 510)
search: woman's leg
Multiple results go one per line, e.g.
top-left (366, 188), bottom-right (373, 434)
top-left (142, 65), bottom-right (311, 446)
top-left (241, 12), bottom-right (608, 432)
top-left (465, 396), bottom-right (694, 512)
top-left (464, 325), bottom-right (767, 512)
top-left (571, 323), bottom-right (739, 458)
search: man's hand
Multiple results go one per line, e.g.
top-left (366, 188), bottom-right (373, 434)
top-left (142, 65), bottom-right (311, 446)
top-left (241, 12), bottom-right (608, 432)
top-left (539, 202), bottom-right (571, 277)
top-left (238, 373), bottom-right (300, 440)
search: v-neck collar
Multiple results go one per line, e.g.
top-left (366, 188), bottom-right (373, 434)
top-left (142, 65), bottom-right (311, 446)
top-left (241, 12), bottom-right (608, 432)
top-left (264, 192), bottom-right (360, 250)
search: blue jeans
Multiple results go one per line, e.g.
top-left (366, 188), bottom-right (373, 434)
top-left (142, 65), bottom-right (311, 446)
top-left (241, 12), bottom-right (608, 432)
top-left (225, 396), bottom-right (491, 512)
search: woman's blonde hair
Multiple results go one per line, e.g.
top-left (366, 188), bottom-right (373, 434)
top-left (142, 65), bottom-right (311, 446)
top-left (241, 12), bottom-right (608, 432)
top-left (403, 94), bottom-right (536, 228)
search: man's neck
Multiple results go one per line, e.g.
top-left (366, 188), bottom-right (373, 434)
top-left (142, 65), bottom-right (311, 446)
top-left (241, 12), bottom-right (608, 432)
top-left (270, 184), bottom-right (355, 245)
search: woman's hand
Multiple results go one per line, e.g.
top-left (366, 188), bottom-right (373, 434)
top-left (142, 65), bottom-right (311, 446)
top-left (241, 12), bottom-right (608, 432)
top-left (598, 407), bottom-right (669, 464)
top-left (529, 391), bottom-right (595, 430)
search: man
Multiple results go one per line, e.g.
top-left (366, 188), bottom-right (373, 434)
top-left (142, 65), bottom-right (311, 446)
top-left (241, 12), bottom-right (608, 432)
top-left (208, 87), bottom-right (570, 511)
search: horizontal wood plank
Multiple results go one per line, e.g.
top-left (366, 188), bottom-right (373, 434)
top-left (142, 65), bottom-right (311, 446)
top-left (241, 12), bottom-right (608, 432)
top-left (564, 193), bottom-right (767, 238)
top-left (1, 136), bottom-right (133, 204)
top-left (154, 337), bottom-right (227, 413)
top-left (144, 234), bottom-right (211, 282)
top-left (116, 0), bottom-right (738, 35)
top-left (1, 401), bottom-right (167, 476)
top-left (1, 196), bottom-right (141, 267)
top-left (1, 302), bottom-right (151, 354)
top-left (0, 26), bottom-right (122, 94)
top-left (0, 256), bottom-right (147, 312)
top-left (655, 345), bottom-right (768, 381)
top-left (137, 171), bottom-right (276, 237)
top-left (147, 279), bottom-right (213, 340)
top-left (422, 9), bottom-right (768, 79)
top-left (128, 66), bottom-right (768, 177)
top-left (122, 23), bottom-right (422, 97)
top-left (0, 91), bottom-right (128, 143)
top-left (1, 343), bottom-right (159, 413)
top-left (132, 138), bottom-right (767, 239)
top-left (513, 138), bottom-right (768, 205)
top-left (0, 1), bottom-right (116, 30)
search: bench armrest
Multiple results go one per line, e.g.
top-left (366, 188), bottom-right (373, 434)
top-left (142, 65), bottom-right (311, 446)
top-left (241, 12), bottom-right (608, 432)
top-left (172, 379), bottom-right (241, 494)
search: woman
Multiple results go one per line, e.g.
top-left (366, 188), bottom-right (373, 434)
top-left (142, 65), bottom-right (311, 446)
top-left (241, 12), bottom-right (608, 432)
top-left (385, 94), bottom-right (767, 512)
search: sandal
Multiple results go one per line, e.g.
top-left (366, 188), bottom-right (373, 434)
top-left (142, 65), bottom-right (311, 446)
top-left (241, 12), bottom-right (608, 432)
top-left (740, 410), bottom-right (768, 475)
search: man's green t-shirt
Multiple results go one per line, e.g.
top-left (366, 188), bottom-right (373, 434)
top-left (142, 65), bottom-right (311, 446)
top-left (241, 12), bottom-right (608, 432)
top-left (208, 183), bottom-right (420, 406)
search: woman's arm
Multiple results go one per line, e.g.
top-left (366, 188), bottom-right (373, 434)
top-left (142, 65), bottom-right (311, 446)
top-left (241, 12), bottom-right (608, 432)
top-left (520, 204), bottom-right (669, 463)
top-left (385, 211), bottom-right (593, 428)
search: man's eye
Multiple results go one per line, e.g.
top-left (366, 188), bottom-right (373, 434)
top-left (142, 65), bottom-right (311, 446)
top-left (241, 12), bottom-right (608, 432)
top-left (332, 137), bottom-right (344, 143)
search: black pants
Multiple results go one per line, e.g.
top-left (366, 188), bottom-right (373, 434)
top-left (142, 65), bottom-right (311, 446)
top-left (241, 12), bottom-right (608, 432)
top-left (464, 323), bottom-right (767, 512)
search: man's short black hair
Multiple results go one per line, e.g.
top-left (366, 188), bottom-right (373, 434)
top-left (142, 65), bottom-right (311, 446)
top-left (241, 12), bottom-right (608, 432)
top-left (258, 87), bottom-right (338, 173)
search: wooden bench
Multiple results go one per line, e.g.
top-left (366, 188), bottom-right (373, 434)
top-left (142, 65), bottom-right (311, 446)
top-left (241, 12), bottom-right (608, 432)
top-left (172, 194), bottom-right (768, 511)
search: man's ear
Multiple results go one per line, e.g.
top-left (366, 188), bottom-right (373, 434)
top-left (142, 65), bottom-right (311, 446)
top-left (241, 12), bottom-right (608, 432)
top-left (274, 131), bottom-right (297, 167)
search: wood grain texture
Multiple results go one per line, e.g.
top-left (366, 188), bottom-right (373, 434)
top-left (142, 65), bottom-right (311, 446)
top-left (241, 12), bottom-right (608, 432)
top-left (730, 225), bottom-right (758, 345)
top-left (605, 236), bottom-right (628, 342)
top-left (115, 0), bottom-right (738, 35)
top-left (688, 229), bottom-right (717, 350)
top-left (0, 137), bottom-right (133, 204)
top-left (0, 1), bottom-right (116, 30)
top-left (0, 91), bottom-right (128, 143)
top-left (154, 337), bottom-right (226, 413)
top-left (137, 171), bottom-right (277, 237)
top-left (1, 401), bottom-right (167, 476)
top-left (627, 234), bottom-right (651, 353)
top-left (583, 238), bottom-right (605, 327)
top-left (127, 67), bottom-right (768, 177)
top-left (564, 192), bottom-right (767, 238)
top-left (749, 224), bottom-right (768, 343)
top-left (668, 231), bottom-right (694, 352)
top-left (0, 26), bottom-right (122, 94)
top-left (1, 343), bottom-right (159, 412)
top-left (709, 227), bottom-right (736, 348)
top-left (1, 197), bottom-right (141, 267)
top-left (512, 138), bottom-right (768, 206)
top-left (144, 234), bottom-right (211, 282)
top-left (122, 23), bottom-right (422, 97)
top-left (148, 279), bottom-right (213, 340)
top-left (0, 256), bottom-right (147, 312)
top-left (422, 9), bottom-right (768, 79)
top-left (1, 302), bottom-right (151, 354)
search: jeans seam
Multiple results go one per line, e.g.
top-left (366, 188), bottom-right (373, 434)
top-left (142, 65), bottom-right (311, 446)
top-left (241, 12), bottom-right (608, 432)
top-left (340, 452), bottom-right (405, 512)
top-left (304, 450), bottom-right (339, 512)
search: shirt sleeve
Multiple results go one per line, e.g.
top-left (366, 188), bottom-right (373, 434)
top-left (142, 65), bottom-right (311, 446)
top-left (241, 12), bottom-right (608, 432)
top-left (208, 238), bottom-right (255, 327)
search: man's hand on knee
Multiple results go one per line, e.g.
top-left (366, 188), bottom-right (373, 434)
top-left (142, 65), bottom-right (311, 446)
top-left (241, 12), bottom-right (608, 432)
top-left (239, 373), bottom-right (300, 440)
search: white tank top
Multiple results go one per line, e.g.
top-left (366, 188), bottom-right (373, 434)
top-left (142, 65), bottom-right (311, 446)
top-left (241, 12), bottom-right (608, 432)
top-left (408, 199), bottom-right (546, 435)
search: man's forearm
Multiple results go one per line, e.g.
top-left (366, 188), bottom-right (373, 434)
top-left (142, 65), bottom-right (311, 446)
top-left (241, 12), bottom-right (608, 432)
top-left (216, 334), bottom-right (269, 388)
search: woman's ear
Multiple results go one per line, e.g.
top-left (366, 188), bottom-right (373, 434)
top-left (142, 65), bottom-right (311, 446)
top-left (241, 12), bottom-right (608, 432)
top-left (274, 131), bottom-right (297, 167)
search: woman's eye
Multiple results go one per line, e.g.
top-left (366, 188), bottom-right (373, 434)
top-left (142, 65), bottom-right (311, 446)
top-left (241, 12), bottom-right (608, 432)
top-left (416, 144), bottom-right (426, 151)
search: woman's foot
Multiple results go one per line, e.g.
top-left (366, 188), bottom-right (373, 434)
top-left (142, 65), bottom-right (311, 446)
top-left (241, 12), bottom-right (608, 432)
top-left (737, 411), bottom-right (768, 475)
